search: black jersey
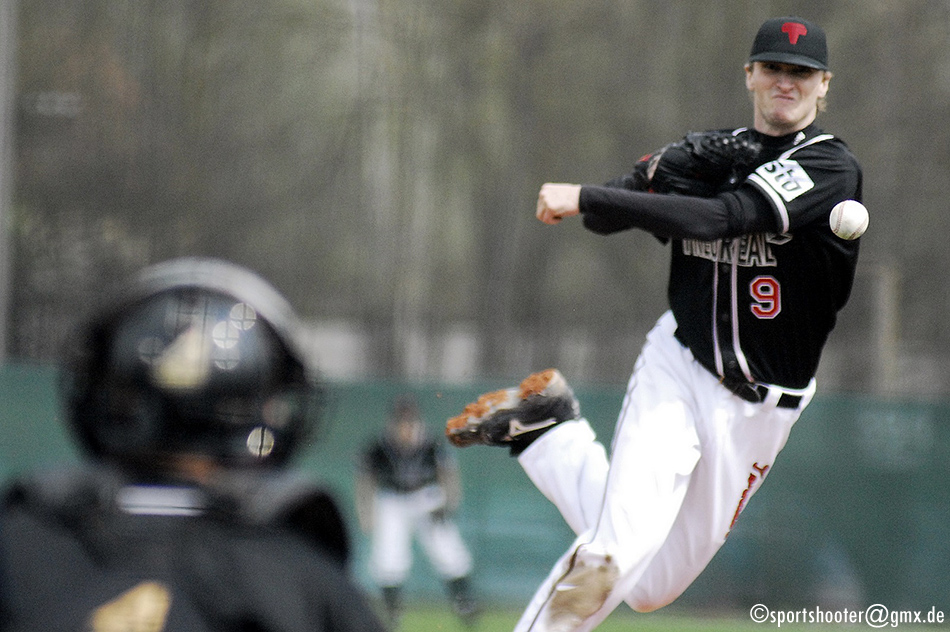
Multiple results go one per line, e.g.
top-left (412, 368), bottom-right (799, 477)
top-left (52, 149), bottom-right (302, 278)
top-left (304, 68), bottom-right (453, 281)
top-left (360, 433), bottom-right (447, 494)
top-left (0, 467), bottom-right (387, 632)
top-left (579, 124), bottom-right (862, 389)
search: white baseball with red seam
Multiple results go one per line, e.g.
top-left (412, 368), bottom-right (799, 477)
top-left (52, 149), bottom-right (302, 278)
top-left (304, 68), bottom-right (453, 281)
top-left (829, 200), bottom-right (868, 240)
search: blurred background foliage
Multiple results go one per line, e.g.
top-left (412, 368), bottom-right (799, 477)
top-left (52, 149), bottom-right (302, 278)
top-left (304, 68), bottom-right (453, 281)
top-left (6, 0), bottom-right (950, 394)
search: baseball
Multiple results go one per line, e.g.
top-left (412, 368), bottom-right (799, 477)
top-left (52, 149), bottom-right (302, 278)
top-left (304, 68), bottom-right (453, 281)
top-left (829, 200), bottom-right (868, 240)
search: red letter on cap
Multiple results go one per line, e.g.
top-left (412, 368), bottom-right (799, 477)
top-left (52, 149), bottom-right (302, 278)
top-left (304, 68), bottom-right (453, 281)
top-left (782, 22), bottom-right (808, 45)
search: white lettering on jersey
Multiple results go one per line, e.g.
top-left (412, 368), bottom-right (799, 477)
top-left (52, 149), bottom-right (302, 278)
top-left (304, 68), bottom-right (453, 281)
top-left (745, 132), bottom-right (836, 234)
top-left (751, 159), bottom-right (815, 202)
top-left (682, 233), bottom-right (786, 267)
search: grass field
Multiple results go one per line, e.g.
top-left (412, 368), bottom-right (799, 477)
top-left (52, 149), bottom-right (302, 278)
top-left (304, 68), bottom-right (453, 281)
top-left (396, 603), bottom-right (950, 631)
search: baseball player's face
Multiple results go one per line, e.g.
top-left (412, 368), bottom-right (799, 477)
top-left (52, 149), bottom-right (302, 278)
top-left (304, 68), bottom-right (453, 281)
top-left (745, 61), bottom-right (830, 136)
top-left (394, 416), bottom-right (424, 446)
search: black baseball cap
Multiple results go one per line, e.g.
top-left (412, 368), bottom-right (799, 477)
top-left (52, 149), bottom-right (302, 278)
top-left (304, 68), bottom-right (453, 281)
top-left (749, 17), bottom-right (828, 71)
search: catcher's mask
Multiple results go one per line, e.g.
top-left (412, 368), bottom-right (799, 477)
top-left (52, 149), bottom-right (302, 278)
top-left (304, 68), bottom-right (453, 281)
top-left (63, 257), bottom-right (322, 471)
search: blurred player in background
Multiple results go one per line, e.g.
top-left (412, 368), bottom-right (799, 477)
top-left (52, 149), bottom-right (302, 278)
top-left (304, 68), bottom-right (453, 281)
top-left (357, 395), bottom-right (478, 628)
top-left (0, 257), bottom-right (387, 632)
top-left (447, 16), bottom-right (862, 632)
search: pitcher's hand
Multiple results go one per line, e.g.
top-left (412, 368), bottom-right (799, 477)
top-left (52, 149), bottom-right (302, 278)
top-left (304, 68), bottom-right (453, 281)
top-left (536, 183), bottom-right (581, 225)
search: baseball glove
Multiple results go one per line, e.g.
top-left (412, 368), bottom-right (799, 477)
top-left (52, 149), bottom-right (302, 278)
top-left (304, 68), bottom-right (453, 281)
top-left (635, 130), bottom-right (763, 197)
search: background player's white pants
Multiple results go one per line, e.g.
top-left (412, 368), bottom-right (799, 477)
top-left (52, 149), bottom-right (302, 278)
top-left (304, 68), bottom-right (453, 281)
top-left (369, 485), bottom-right (473, 586)
top-left (515, 311), bottom-right (815, 632)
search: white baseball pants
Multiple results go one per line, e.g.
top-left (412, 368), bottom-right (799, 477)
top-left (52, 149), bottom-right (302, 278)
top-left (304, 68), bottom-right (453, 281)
top-left (515, 310), bottom-right (814, 631)
top-left (368, 484), bottom-right (473, 586)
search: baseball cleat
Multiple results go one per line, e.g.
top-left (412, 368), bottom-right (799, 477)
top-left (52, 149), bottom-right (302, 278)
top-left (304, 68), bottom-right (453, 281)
top-left (446, 369), bottom-right (580, 455)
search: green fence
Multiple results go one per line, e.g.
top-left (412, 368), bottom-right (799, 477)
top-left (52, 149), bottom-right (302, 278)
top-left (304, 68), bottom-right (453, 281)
top-left (1, 364), bottom-right (948, 613)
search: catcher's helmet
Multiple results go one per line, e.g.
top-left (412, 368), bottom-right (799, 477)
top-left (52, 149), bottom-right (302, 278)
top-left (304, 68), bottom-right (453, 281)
top-left (63, 257), bottom-right (321, 469)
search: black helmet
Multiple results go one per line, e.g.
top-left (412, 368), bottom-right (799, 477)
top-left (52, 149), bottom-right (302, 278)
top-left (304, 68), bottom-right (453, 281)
top-left (63, 257), bottom-right (322, 470)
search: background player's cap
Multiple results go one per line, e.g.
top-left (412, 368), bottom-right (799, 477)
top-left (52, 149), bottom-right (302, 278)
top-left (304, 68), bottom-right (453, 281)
top-left (749, 17), bottom-right (828, 71)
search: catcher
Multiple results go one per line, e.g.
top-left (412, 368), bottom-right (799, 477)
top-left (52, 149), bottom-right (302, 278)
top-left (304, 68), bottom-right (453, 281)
top-left (0, 258), bottom-right (387, 632)
top-left (447, 16), bottom-right (862, 632)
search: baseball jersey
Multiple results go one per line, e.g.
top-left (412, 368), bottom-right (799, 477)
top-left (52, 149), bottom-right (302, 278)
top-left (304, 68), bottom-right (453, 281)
top-left (361, 432), bottom-right (448, 494)
top-left (579, 124), bottom-right (862, 389)
top-left (0, 466), bottom-right (387, 632)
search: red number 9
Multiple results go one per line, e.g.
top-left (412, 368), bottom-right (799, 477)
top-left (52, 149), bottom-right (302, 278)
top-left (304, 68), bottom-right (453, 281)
top-left (750, 276), bottom-right (781, 319)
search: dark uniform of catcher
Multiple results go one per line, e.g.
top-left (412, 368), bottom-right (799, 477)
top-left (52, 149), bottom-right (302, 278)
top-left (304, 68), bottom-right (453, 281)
top-left (445, 16), bottom-right (863, 632)
top-left (0, 258), bottom-right (387, 632)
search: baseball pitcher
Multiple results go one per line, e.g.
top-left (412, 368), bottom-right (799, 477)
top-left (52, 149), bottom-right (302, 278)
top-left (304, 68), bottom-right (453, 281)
top-left (447, 16), bottom-right (862, 632)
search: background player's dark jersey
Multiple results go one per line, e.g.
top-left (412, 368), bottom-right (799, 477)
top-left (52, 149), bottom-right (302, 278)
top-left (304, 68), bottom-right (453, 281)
top-left (361, 433), bottom-right (447, 493)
